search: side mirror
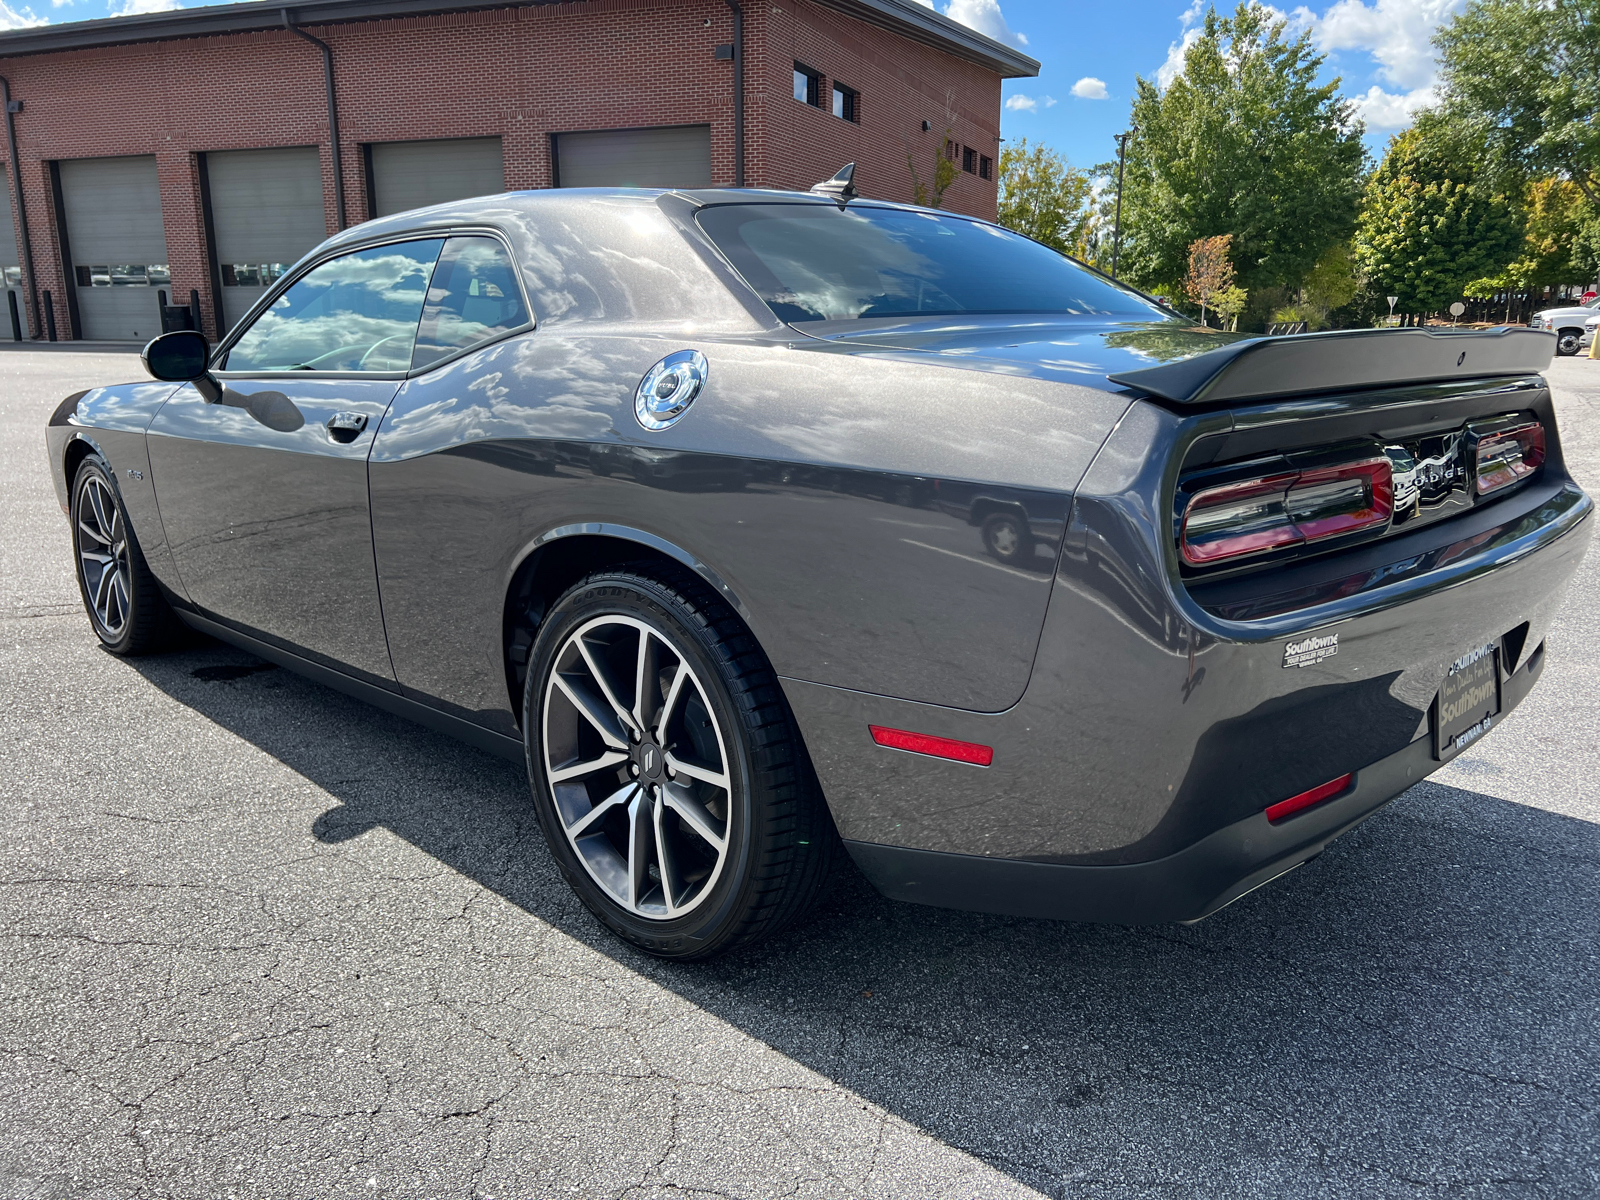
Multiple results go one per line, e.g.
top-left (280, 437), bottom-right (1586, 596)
top-left (142, 330), bottom-right (222, 402)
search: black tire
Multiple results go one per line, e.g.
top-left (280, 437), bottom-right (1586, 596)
top-left (1556, 329), bottom-right (1581, 356)
top-left (523, 563), bottom-right (839, 959)
top-left (981, 510), bottom-right (1034, 565)
top-left (70, 455), bottom-right (183, 655)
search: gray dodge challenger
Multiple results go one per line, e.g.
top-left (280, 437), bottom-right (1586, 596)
top-left (46, 180), bottom-right (1592, 958)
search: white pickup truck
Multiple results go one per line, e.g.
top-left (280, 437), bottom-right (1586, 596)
top-left (1529, 296), bottom-right (1600, 355)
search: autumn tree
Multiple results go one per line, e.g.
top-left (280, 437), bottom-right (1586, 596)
top-left (1185, 234), bottom-right (1236, 325)
top-left (996, 138), bottom-right (1094, 256)
top-left (1119, 3), bottom-right (1366, 299)
top-left (1352, 120), bottom-right (1522, 321)
top-left (1465, 178), bottom-right (1599, 318)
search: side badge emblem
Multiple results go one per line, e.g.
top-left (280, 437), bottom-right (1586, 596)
top-left (635, 350), bottom-right (708, 431)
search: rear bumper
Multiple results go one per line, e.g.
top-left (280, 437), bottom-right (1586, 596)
top-left (846, 638), bottom-right (1548, 924)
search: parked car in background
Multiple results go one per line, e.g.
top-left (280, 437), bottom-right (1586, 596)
top-left (44, 184), bottom-right (1593, 959)
top-left (1529, 297), bottom-right (1600, 355)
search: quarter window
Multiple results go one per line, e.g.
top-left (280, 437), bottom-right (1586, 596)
top-left (411, 236), bottom-right (530, 370)
top-left (224, 239), bottom-right (442, 373)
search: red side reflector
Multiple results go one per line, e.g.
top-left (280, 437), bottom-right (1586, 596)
top-left (1264, 773), bottom-right (1353, 823)
top-left (869, 725), bottom-right (994, 766)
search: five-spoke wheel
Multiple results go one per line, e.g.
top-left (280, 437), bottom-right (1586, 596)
top-left (75, 472), bottom-right (133, 641)
top-left (525, 566), bottom-right (838, 958)
top-left (544, 615), bottom-right (733, 919)
top-left (70, 455), bottom-right (180, 655)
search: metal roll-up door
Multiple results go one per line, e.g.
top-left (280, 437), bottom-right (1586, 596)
top-left (368, 137), bottom-right (504, 218)
top-left (0, 166), bottom-right (27, 338)
top-left (58, 155), bottom-right (168, 341)
top-left (207, 146), bottom-right (327, 330)
top-left (552, 126), bottom-right (712, 188)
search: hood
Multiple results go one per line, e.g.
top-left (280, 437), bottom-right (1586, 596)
top-left (792, 314), bottom-right (1243, 388)
top-left (1535, 304), bottom-right (1597, 320)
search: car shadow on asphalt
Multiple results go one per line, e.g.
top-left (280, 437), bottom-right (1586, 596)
top-left (128, 640), bottom-right (1600, 1196)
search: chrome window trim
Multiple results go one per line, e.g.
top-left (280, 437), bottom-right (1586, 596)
top-left (211, 225), bottom-right (536, 379)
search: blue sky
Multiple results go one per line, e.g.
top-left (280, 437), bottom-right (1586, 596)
top-left (3, 0), bottom-right (1457, 174)
top-left (940, 0), bottom-right (1461, 172)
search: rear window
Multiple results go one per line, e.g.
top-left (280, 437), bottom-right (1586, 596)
top-left (696, 202), bottom-right (1163, 323)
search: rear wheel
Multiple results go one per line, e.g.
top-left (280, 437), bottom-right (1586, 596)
top-left (1556, 329), bottom-right (1581, 356)
top-left (524, 565), bottom-right (837, 959)
top-left (981, 510), bottom-right (1034, 565)
top-left (70, 455), bottom-right (181, 655)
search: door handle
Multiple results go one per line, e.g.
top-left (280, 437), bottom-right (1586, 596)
top-left (327, 411), bottom-right (369, 443)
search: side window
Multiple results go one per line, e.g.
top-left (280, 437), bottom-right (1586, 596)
top-left (411, 236), bottom-right (530, 370)
top-left (224, 239), bottom-right (443, 372)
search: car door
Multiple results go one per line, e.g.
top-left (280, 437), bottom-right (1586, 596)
top-left (147, 237), bottom-right (444, 686)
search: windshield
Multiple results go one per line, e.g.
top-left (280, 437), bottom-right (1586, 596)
top-left (697, 203), bottom-right (1165, 324)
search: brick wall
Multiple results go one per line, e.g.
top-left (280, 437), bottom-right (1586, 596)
top-left (0, 0), bottom-right (1002, 340)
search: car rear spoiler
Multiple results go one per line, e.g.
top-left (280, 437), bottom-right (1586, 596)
top-left (1107, 326), bottom-right (1556, 406)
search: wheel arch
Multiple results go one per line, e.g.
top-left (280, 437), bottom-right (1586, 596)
top-left (501, 525), bottom-right (755, 727)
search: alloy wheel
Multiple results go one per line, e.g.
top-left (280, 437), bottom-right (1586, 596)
top-left (541, 615), bottom-right (734, 919)
top-left (76, 474), bottom-right (133, 639)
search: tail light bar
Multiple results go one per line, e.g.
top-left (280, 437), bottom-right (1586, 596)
top-left (1180, 458), bottom-right (1394, 567)
top-left (1473, 422), bottom-right (1545, 496)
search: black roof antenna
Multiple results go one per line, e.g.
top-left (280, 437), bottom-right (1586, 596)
top-left (811, 162), bottom-right (859, 207)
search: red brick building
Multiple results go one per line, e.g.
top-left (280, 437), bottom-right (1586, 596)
top-left (0, 0), bottom-right (1036, 341)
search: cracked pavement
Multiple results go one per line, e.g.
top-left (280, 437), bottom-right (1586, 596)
top-left (2, 347), bottom-right (1598, 1199)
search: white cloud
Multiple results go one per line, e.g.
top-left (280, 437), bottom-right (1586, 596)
top-left (913, 0), bottom-right (1028, 49)
top-left (1300, 0), bottom-right (1463, 90)
top-left (1349, 83), bottom-right (1438, 128)
top-left (1004, 93), bottom-right (1057, 112)
top-left (0, 0), bottom-right (45, 26)
top-left (1156, 26), bottom-right (1203, 88)
top-left (110, 0), bottom-right (179, 13)
top-left (1180, 0), bottom-right (1203, 26)
top-left (1071, 77), bottom-right (1109, 100)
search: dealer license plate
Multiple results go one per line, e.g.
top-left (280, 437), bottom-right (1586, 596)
top-left (1434, 642), bottom-right (1501, 761)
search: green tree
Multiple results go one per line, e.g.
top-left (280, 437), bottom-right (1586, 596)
top-left (995, 138), bottom-right (1093, 256)
top-left (1119, 3), bottom-right (1367, 298)
top-left (1274, 242), bottom-right (1361, 329)
top-left (1352, 121), bottom-right (1522, 320)
top-left (1465, 178), bottom-right (1597, 304)
top-left (1436, 0), bottom-right (1600, 205)
top-left (909, 131), bottom-right (959, 209)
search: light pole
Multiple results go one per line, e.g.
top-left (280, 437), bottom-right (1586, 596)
top-left (1111, 128), bottom-right (1135, 280)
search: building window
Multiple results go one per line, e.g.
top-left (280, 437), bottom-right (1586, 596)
top-left (962, 146), bottom-right (977, 174)
top-left (979, 154), bottom-right (993, 181)
top-left (794, 63), bottom-right (821, 107)
top-left (832, 83), bottom-right (859, 123)
top-left (944, 138), bottom-right (957, 161)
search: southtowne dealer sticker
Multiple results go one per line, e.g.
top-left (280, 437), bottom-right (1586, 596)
top-left (1283, 632), bottom-right (1338, 668)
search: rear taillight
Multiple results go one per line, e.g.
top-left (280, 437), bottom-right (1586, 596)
top-left (1181, 458), bottom-right (1394, 567)
top-left (1474, 422), bottom-right (1544, 496)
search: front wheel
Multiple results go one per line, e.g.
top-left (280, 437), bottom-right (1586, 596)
top-left (524, 565), bottom-right (838, 959)
top-left (1556, 329), bottom-right (1581, 356)
top-left (70, 455), bottom-right (181, 655)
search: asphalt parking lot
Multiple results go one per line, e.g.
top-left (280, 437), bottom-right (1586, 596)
top-left (3, 346), bottom-right (1598, 1200)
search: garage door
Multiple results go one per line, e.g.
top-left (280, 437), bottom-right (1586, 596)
top-left (368, 137), bottom-right (504, 218)
top-left (207, 146), bottom-right (327, 330)
top-left (1, 166), bottom-right (27, 338)
top-left (58, 155), bottom-right (168, 341)
top-left (553, 125), bottom-right (712, 188)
